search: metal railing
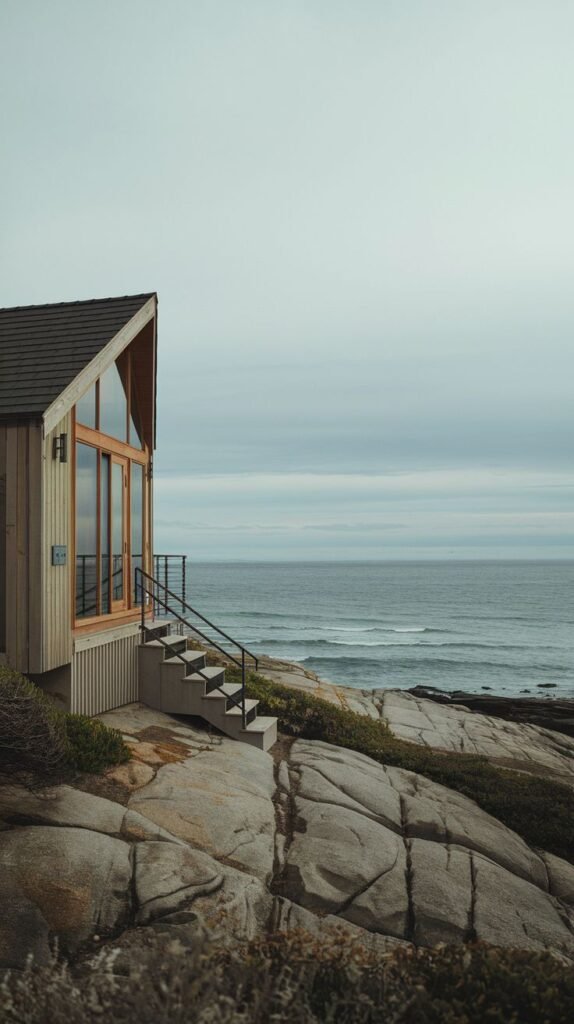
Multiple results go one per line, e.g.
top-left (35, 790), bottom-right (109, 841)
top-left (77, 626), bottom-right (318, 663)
top-left (75, 555), bottom-right (128, 617)
top-left (75, 552), bottom-right (180, 614)
top-left (153, 554), bottom-right (187, 616)
top-left (75, 554), bottom-right (186, 618)
top-left (135, 566), bottom-right (258, 730)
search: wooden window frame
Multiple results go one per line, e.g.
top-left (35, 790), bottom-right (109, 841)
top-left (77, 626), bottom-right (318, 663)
top-left (72, 347), bottom-right (152, 634)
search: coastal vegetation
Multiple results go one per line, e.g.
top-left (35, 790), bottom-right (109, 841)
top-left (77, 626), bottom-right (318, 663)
top-left (0, 666), bottom-right (130, 783)
top-left (1, 930), bottom-right (572, 1023)
top-left (63, 714), bottom-right (131, 775)
top-left (234, 668), bottom-right (574, 863)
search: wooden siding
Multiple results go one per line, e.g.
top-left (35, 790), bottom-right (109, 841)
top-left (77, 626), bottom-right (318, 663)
top-left (72, 625), bottom-right (139, 715)
top-left (0, 425), bottom-right (5, 651)
top-left (0, 422), bottom-right (43, 671)
top-left (43, 413), bottom-right (72, 671)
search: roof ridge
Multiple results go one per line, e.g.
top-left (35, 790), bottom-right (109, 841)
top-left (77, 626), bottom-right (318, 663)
top-left (0, 292), bottom-right (156, 314)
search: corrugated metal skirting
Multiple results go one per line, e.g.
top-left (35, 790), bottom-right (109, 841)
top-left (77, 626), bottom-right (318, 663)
top-left (72, 631), bottom-right (139, 716)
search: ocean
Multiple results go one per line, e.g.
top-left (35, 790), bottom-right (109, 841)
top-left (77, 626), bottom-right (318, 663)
top-left (185, 561), bottom-right (574, 698)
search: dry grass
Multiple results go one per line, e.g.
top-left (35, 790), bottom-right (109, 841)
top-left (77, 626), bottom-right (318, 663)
top-left (1, 931), bottom-right (573, 1023)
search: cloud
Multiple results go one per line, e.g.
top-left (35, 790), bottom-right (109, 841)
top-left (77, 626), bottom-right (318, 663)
top-left (155, 468), bottom-right (573, 501)
top-left (153, 467), bottom-right (574, 559)
top-left (2, 2), bottom-right (573, 558)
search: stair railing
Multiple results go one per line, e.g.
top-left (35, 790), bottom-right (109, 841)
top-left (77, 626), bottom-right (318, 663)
top-left (153, 554), bottom-right (187, 613)
top-left (135, 567), bottom-right (258, 730)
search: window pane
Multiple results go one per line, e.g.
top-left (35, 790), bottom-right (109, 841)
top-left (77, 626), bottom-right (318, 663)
top-left (131, 463), bottom-right (144, 603)
top-left (75, 443), bottom-right (98, 618)
top-left (100, 454), bottom-right (110, 614)
top-left (100, 359), bottom-right (128, 441)
top-left (111, 461), bottom-right (124, 601)
top-left (129, 361), bottom-right (144, 448)
top-left (129, 402), bottom-right (144, 448)
top-left (76, 383), bottom-right (96, 428)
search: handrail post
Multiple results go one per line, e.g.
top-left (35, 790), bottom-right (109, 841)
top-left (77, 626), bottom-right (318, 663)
top-left (138, 568), bottom-right (145, 640)
top-left (241, 648), bottom-right (246, 730)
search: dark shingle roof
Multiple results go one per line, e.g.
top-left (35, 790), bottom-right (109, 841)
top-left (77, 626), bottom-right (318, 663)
top-left (0, 292), bottom-right (155, 420)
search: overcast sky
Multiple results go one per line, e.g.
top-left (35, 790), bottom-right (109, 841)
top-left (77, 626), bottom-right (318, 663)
top-left (1, 1), bottom-right (572, 559)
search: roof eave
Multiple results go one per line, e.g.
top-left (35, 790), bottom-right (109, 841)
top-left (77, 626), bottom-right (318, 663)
top-left (0, 413), bottom-right (43, 426)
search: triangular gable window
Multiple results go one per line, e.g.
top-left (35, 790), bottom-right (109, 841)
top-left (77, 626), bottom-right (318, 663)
top-left (100, 358), bottom-right (128, 441)
top-left (75, 345), bottom-right (144, 450)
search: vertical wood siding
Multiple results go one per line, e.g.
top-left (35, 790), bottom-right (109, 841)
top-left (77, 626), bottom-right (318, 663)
top-left (0, 425), bottom-right (6, 652)
top-left (1, 422), bottom-right (43, 672)
top-left (42, 414), bottom-right (72, 671)
top-left (72, 628), bottom-right (139, 715)
top-left (28, 426), bottom-right (43, 670)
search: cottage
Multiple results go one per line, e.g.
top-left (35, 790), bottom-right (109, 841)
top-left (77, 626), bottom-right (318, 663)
top-left (0, 293), bottom-right (275, 750)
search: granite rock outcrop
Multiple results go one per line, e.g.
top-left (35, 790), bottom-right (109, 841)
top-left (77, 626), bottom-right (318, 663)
top-left (1, 703), bottom-right (573, 969)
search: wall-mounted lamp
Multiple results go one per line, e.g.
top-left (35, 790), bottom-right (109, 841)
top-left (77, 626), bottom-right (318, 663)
top-left (52, 433), bottom-right (68, 463)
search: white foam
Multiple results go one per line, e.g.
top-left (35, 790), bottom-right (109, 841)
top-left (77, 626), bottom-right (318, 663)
top-left (392, 627), bottom-right (426, 633)
top-left (323, 626), bottom-right (373, 633)
top-left (331, 639), bottom-right (393, 647)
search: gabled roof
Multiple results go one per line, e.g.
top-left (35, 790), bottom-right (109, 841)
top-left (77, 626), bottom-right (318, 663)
top-left (0, 293), bottom-right (156, 421)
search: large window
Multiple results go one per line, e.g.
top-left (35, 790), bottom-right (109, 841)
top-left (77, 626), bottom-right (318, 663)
top-left (74, 344), bottom-right (150, 624)
top-left (131, 462), bottom-right (144, 604)
top-left (75, 347), bottom-right (144, 449)
top-left (75, 444), bottom-right (98, 618)
top-left (100, 359), bottom-right (129, 441)
top-left (75, 383), bottom-right (97, 430)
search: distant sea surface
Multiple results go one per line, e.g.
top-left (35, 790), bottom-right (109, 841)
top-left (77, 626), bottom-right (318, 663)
top-left (187, 561), bottom-right (574, 698)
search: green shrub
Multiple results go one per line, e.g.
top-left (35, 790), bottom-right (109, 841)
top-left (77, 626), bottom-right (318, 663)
top-left (237, 669), bottom-right (574, 863)
top-left (0, 666), bottom-right (67, 783)
top-left (64, 715), bottom-right (130, 775)
top-left (0, 665), bottom-right (130, 783)
top-left (1, 932), bottom-right (572, 1023)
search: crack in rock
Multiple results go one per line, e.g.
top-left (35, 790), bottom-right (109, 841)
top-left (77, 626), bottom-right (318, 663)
top-left (335, 846), bottom-right (401, 918)
top-left (400, 796), bottom-right (416, 944)
top-left (270, 753), bottom-right (300, 898)
top-left (297, 762), bottom-right (403, 837)
top-left (465, 852), bottom-right (478, 942)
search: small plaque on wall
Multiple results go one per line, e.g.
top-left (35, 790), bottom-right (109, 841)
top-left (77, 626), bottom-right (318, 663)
top-left (52, 545), bottom-right (67, 566)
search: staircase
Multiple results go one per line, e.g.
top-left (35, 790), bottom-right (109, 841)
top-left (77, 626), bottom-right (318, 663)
top-left (135, 571), bottom-right (277, 752)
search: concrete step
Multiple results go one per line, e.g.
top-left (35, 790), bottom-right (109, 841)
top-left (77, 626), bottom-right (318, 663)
top-left (184, 666), bottom-right (226, 689)
top-left (139, 635), bottom-right (192, 707)
top-left (199, 679), bottom-right (242, 701)
top-left (143, 635), bottom-right (187, 654)
top-left (140, 637), bottom-right (187, 669)
top-left (157, 663), bottom-right (227, 720)
top-left (223, 700), bottom-right (259, 724)
top-left (143, 618), bottom-right (178, 634)
top-left (203, 695), bottom-right (258, 722)
top-left (240, 716), bottom-right (277, 752)
top-left (200, 694), bottom-right (259, 737)
top-left (162, 650), bottom-right (206, 675)
top-left (137, 629), bottom-right (277, 750)
top-left (158, 666), bottom-right (225, 715)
